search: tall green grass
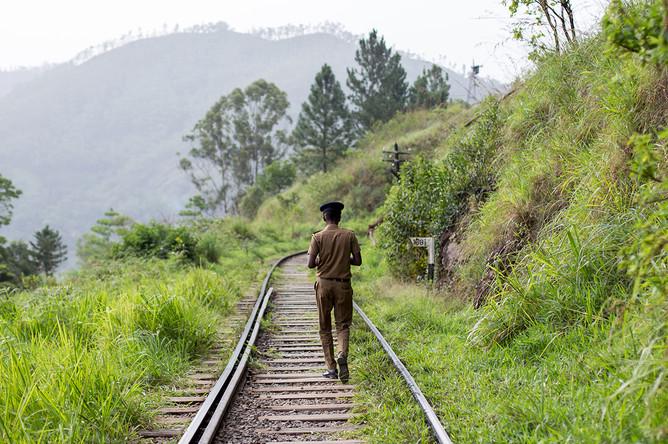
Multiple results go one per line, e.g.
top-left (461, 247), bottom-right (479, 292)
top-left (0, 258), bottom-right (241, 442)
top-left (350, 246), bottom-right (665, 443)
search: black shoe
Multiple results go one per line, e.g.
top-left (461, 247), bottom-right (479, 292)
top-left (337, 355), bottom-right (349, 383)
top-left (322, 369), bottom-right (338, 379)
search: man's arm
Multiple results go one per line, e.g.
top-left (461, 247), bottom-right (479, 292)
top-left (351, 250), bottom-right (362, 266)
top-left (307, 254), bottom-right (319, 269)
top-left (350, 233), bottom-right (362, 266)
top-left (307, 235), bottom-right (319, 269)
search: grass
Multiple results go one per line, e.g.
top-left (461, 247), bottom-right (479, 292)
top-left (237, 37), bottom-right (664, 442)
top-left (349, 246), bottom-right (666, 443)
top-left (0, 214), bottom-right (308, 442)
top-left (0, 258), bottom-right (244, 442)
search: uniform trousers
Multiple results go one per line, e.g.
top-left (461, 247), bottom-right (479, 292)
top-left (314, 278), bottom-right (353, 370)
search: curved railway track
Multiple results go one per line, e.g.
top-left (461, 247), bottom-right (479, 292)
top-left (146, 252), bottom-right (452, 444)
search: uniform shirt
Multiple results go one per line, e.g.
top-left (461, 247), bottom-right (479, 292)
top-left (308, 224), bottom-right (361, 279)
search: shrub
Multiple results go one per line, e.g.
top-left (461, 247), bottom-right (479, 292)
top-left (239, 161), bottom-right (296, 218)
top-left (621, 129), bottom-right (668, 300)
top-left (113, 223), bottom-right (197, 262)
top-left (603, 0), bottom-right (668, 65)
top-left (379, 101), bottom-right (501, 278)
top-left (195, 232), bottom-right (222, 264)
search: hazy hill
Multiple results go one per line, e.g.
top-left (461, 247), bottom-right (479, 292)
top-left (0, 66), bottom-right (55, 98)
top-left (0, 28), bottom-right (503, 263)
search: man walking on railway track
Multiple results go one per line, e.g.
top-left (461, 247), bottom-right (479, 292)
top-left (307, 201), bottom-right (362, 383)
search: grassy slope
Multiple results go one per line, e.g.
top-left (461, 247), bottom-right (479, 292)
top-left (350, 246), bottom-right (664, 443)
top-left (351, 38), bottom-right (666, 442)
top-left (254, 104), bottom-right (472, 237)
top-left (255, 35), bottom-right (666, 443)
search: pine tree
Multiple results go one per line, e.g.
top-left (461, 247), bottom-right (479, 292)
top-left (30, 225), bottom-right (67, 276)
top-left (347, 30), bottom-right (408, 131)
top-left (408, 65), bottom-right (450, 109)
top-left (293, 64), bottom-right (353, 174)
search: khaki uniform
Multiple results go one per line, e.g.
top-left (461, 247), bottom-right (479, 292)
top-left (308, 224), bottom-right (361, 370)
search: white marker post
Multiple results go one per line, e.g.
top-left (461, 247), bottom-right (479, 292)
top-left (409, 237), bottom-right (435, 282)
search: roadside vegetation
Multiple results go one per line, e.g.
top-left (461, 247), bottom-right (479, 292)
top-left (0, 217), bottom-right (301, 441)
top-left (1, 259), bottom-right (236, 441)
top-left (349, 242), bottom-right (665, 442)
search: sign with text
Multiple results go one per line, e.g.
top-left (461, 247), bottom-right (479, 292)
top-left (409, 237), bottom-right (435, 281)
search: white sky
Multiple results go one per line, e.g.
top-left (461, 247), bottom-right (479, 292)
top-left (0, 0), bottom-right (609, 82)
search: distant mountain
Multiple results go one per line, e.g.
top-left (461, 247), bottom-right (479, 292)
top-left (0, 28), bottom-right (504, 266)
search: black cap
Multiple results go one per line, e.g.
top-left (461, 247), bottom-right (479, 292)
top-left (319, 201), bottom-right (344, 212)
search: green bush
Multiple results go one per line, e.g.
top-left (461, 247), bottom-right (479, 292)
top-left (113, 222), bottom-right (197, 262)
top-left (195, 232), bottom-right (222, 264)
top-left (603, 0), bottom-right (668, 65)
top-left (239, 161), bottom-right (296, 218)
top-left (622, 130), bottom-right (668, 301)
top-left (379, 101), bottom-right (501, 277)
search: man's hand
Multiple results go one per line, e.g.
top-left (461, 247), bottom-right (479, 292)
top-left (307, 254), bottom-right (318, 269)
top-left (351, 251), bottom-right (362, 266)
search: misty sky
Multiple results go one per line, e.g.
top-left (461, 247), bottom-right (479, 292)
top-left (1, 0), bottom-right (608, 82)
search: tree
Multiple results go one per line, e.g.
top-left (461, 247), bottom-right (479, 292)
top-left (408, 65), bottom-right (451, 110)
top-left (30, 225), bottom-right (68, 276)
top-left (181, 79), bottom-right (290, 214)
top-left (232, 80), bottom-right (291, 185)
top-left (3, 241), bottom-right (38, 282)
top-left (238, 160), bottom-right (296, 218)
top-left (0, 174), bottom-right (21, 228)
top-left (0, 174), bottom-right (23, 285)
top-left (505, 0), bottom-right (578, 56)
top-left (347, 30), bottom-right (408, 131)
top-left (293, 64), bottom-right (353, 174)
top-left (76, 209), bottom-right (134, 265)
top-left (180, 96), bottom-right (237, 214)
top-left (179, 195), bottom-right (210, 219)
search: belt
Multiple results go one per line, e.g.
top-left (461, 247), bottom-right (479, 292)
top-left (319, 277), bottom-right (350, 282)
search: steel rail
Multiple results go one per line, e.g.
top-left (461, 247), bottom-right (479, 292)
top-left (178, 251), bottom-right (307, 444)
top-left (353, 301), bottom-right (454, 444)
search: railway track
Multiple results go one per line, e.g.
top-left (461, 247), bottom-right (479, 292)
top-left (213, 255), bottom-right (360, 443)
top-left (147, 251), bottom-right (452, 444)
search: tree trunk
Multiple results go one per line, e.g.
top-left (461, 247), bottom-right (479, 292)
top-left (537, 0), bottom-right (561, 52)
top-left (560, 0), bottom-right (577, 43)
